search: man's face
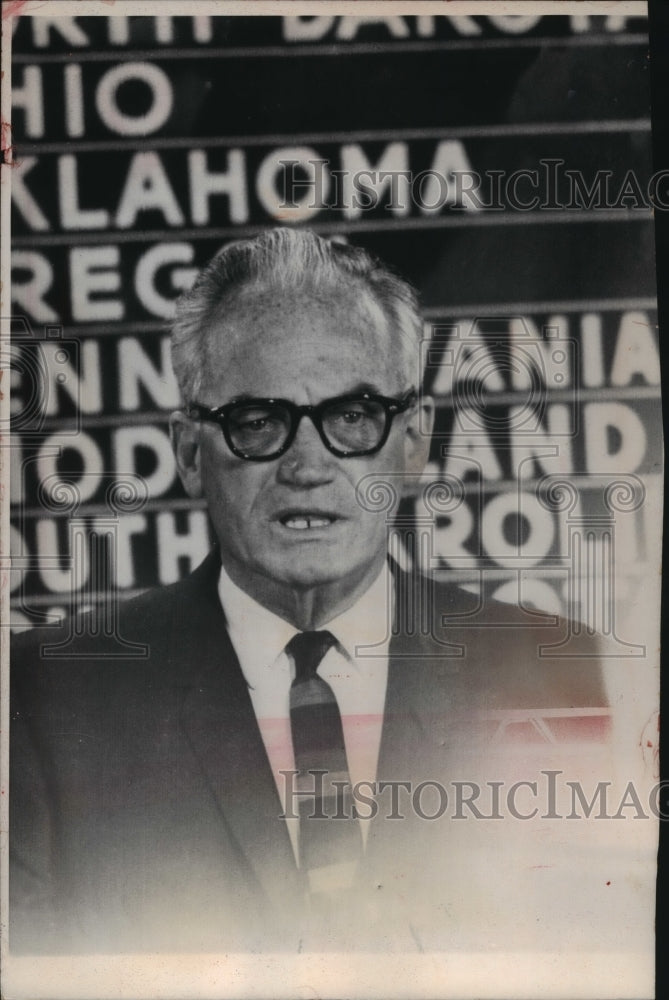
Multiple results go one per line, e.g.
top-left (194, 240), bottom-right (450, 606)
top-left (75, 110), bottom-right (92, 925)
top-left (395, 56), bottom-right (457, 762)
top-left (171, 281), bottom-right (433, 611)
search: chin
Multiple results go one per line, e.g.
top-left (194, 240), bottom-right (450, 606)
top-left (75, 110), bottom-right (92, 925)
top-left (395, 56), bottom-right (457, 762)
top-left (268, 557), bottom-right (356, 590)
top-left (280, 566), bottom-right (348, 589)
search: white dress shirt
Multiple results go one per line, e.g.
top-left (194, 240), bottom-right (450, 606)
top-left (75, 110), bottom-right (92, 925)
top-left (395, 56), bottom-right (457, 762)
top-left (218, 563), bottom-right (392, 861)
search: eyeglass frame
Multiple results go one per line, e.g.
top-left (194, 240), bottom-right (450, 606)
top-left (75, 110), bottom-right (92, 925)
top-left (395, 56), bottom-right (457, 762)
top-left (186, 389), bottom-right (418, 462)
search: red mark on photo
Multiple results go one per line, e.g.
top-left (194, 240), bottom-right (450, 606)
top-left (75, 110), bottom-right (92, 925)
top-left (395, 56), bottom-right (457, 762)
top-left (1, 120), bottom-right (14, 165)
top-left (2, 1), bottom-right (38, 19)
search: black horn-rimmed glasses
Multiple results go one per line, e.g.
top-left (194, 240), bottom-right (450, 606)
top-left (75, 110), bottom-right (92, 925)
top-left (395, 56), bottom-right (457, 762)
top-left (186, 390), bottom-right (417, 461)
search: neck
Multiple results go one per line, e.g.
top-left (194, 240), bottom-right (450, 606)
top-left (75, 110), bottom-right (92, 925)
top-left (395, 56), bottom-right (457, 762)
top-left (221, 554), bottom-right (387, 630)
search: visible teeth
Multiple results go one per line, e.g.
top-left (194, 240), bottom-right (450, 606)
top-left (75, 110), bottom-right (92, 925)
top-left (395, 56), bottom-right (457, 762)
top-left (284, 516), bottom-right (332, 530)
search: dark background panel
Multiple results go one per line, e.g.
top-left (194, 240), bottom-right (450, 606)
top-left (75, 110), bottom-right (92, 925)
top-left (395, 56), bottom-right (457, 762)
top-left (9, 12), bottom-right (659, 622)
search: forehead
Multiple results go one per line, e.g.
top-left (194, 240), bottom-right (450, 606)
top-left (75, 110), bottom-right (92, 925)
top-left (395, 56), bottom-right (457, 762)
top-left (212, 278), bottom-right (388, 338)
top-left (200, 281), bottom-right (399, 396)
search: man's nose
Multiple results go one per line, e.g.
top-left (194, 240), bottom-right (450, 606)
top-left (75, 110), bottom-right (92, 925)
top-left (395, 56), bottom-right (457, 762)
top-left (276, 413), bottom-right (335, 486)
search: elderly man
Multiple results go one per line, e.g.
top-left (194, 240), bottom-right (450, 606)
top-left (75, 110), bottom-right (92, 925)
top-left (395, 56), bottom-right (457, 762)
top-left (10, 229), bottom-right (608, 954)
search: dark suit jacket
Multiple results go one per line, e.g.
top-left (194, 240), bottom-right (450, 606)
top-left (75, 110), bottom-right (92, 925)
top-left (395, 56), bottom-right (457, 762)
top-left (10, 551), bottom-right (610, 954)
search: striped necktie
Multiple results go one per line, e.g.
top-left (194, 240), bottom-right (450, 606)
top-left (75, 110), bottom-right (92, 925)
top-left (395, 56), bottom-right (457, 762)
top-left (287, 630), bottom-right (362, 900)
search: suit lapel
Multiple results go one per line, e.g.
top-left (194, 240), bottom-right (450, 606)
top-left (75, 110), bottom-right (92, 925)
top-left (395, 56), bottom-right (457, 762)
top-left (174, 556), bottom-right (474, 916)
top-left (177, 554), bottom-right (301, 917)
top-left (377, 566), bottom-right (466, 775)
top-left (367, 567), bottom-right (481, 867)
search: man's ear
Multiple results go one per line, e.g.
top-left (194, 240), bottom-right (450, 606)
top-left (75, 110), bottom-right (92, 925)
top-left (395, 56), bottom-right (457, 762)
top-left (402, 394), bottom-right (435, 496)
top-left (169, 411), bottom-right (204, 499)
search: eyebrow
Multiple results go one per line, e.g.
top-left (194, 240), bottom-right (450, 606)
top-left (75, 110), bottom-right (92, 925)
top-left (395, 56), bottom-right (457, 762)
top-left (342, 381), bottom-right (386, 396)
top-left (226, 383), bottom-right (388, 403)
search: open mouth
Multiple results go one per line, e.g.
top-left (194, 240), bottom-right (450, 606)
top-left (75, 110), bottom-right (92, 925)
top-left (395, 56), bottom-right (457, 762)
top-left (278, 512), bottom-right (339, 530)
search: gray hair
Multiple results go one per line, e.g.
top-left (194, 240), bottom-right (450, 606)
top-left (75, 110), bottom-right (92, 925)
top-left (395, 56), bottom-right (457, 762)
top-left (170, 227), bottom-right (423, 403)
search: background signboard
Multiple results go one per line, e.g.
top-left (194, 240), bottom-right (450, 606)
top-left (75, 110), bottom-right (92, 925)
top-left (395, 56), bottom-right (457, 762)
top-left (3, 7), bottom-right (662, 1000)
top-left (9, 12), bottom-right (660, 655)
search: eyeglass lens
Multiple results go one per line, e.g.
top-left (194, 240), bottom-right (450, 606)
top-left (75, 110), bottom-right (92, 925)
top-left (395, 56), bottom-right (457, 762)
top-left (227, 398), bottom-right (388, 457)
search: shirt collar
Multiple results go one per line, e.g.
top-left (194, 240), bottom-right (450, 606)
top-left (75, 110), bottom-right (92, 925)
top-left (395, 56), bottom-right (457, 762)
top-left (218, 562), bottom-right (393, 686)
top-left (321, 563), bottom-right (393, 661)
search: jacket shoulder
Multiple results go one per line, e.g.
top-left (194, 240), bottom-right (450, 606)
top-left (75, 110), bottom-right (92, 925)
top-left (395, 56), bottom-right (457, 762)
top-left (10, 551), bottom-right (225, 697)
top-left (424, 574), bottom-right (608, 709)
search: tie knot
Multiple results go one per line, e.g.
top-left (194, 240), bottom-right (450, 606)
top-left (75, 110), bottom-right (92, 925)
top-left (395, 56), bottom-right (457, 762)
top-left (286, 630), bottom-right (336, 681)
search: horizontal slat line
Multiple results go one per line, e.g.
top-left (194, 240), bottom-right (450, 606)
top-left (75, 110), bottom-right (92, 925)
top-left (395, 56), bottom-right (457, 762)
top-left (12, 385), bottom-right (662, 433)
top-left (27, 298), bottom-right (656, 339)
top-left (423, 297), bottom-right (658, 317)
top-left (485, 707), bottom-right (613, 720)
top-left (15, 117), bottom-right (652, 154)
top-left (28, 321), bottom-right (173, 337)
top-left (9, 593), bottom-right (151, 607)
top-left (18, 411), bottom-right (175, 429)
top-left (11, 209), bottom-right (654, 248)
top-left (415, 472), bottom-right (662, 490)
top-left (11, 472), bottom-right (662, 519)
top-left (8, 566), bottom-right (653, 607)
top-left (16, 411), bottom-right (180, 429)
top-left (13, 497), bottom-right (208, 519)
top-left (430, 386), bottom-right (661, 406)
top-left (10, 31), bottom-right (649, 64)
